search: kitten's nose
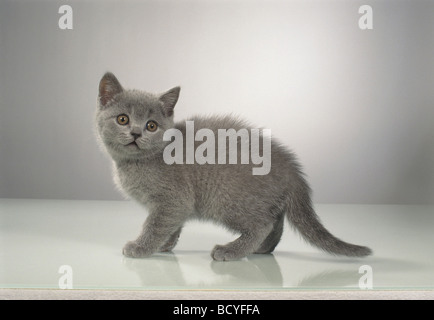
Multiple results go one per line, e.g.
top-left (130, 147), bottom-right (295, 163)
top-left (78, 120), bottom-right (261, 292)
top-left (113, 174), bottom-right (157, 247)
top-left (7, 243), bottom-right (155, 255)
top-left (130, 127), bottom-right (142, 140)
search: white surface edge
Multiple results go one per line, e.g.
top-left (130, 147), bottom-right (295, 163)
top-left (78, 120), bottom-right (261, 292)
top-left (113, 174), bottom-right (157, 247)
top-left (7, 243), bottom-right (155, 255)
top-left (1, 288), bottom-right (433, 300)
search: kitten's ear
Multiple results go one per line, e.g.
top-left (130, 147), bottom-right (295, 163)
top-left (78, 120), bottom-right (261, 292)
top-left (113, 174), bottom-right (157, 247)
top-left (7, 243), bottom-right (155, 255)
top-left (98, 72), bottom-right (123, 107)
top-left (159, 86), bottom-right (180, 117)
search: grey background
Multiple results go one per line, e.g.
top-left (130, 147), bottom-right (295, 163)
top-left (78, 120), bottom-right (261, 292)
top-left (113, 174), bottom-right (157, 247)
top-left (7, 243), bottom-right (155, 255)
top-left (0, 0), bottom-right (433, 204)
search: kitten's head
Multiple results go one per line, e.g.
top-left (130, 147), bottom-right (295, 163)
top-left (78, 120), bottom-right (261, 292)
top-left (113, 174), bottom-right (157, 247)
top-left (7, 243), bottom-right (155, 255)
top-left (95, 72), bottom-right (180, 161)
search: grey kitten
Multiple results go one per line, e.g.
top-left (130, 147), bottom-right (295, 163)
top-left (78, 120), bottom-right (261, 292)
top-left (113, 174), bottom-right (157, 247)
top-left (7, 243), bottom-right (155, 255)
top-left (95, 72), bottom-right (372, 261)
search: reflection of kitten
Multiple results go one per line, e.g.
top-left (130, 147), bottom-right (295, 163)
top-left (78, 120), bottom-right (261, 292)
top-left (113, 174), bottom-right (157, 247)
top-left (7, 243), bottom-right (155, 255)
top-left (95, 72), bottom-right (372, 261)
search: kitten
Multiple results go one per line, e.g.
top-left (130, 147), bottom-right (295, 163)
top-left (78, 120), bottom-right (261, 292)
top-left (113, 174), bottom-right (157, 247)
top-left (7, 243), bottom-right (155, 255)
top-left (95, 72), bottom-right (372, 261)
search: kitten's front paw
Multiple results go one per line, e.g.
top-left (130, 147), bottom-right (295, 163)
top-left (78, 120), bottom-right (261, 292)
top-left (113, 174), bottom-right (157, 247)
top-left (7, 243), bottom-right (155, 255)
top-left (122, 241), bottom-right (152, 258)
top-left (211, 245), bottom-right (245, 261)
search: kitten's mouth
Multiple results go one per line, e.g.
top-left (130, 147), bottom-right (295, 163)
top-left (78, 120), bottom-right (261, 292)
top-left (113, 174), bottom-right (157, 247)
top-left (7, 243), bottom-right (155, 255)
top-left (126, 141), bottom-right (139, 148)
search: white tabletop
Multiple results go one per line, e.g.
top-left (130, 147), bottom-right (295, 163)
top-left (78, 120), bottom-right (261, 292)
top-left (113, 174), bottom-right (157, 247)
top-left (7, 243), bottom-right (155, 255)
top-left (1, 199), bottom-right (433, 295)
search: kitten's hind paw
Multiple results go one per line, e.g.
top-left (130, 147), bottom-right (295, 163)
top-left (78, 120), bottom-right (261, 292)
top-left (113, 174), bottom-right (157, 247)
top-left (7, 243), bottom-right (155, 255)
top-left (211, 244), bottom-right (246, 261)
top-left (122, 241), bottom-right (152, 258)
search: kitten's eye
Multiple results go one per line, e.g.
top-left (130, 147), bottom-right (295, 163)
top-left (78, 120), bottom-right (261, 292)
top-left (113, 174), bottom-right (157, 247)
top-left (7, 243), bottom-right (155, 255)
top-left (146, 120), bottom-right (158, 132)
top-left (117, 114), bottom-right (129, 125)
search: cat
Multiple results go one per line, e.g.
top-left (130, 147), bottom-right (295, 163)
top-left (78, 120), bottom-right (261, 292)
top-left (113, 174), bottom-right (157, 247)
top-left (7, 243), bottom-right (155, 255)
top-left (95, 72), bottom-right (372, 261)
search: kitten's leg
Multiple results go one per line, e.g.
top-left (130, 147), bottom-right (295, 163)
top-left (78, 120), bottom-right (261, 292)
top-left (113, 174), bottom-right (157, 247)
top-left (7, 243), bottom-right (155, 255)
top-left (211, 224), bottom-right (273, 261)
top-left (123, 208), bottom-right (185, 258)
top-left (254, 216), bottom-right (284, 254)
top-left (159, 227), bottom-right (182, 252)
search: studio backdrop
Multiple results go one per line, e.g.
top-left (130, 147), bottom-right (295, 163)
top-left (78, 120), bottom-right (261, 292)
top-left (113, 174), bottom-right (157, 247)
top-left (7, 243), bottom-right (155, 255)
top-left (0, 0), bottom-right (433, 204)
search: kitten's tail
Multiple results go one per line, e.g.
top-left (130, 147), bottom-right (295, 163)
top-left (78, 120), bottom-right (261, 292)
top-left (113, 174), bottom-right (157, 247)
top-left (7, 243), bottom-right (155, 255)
top-left (286, 179), bottom-right (372, 257)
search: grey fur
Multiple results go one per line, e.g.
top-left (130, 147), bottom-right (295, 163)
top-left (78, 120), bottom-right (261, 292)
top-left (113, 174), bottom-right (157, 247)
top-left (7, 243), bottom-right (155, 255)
top-left (95, 72), bottom-right (372, 261)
